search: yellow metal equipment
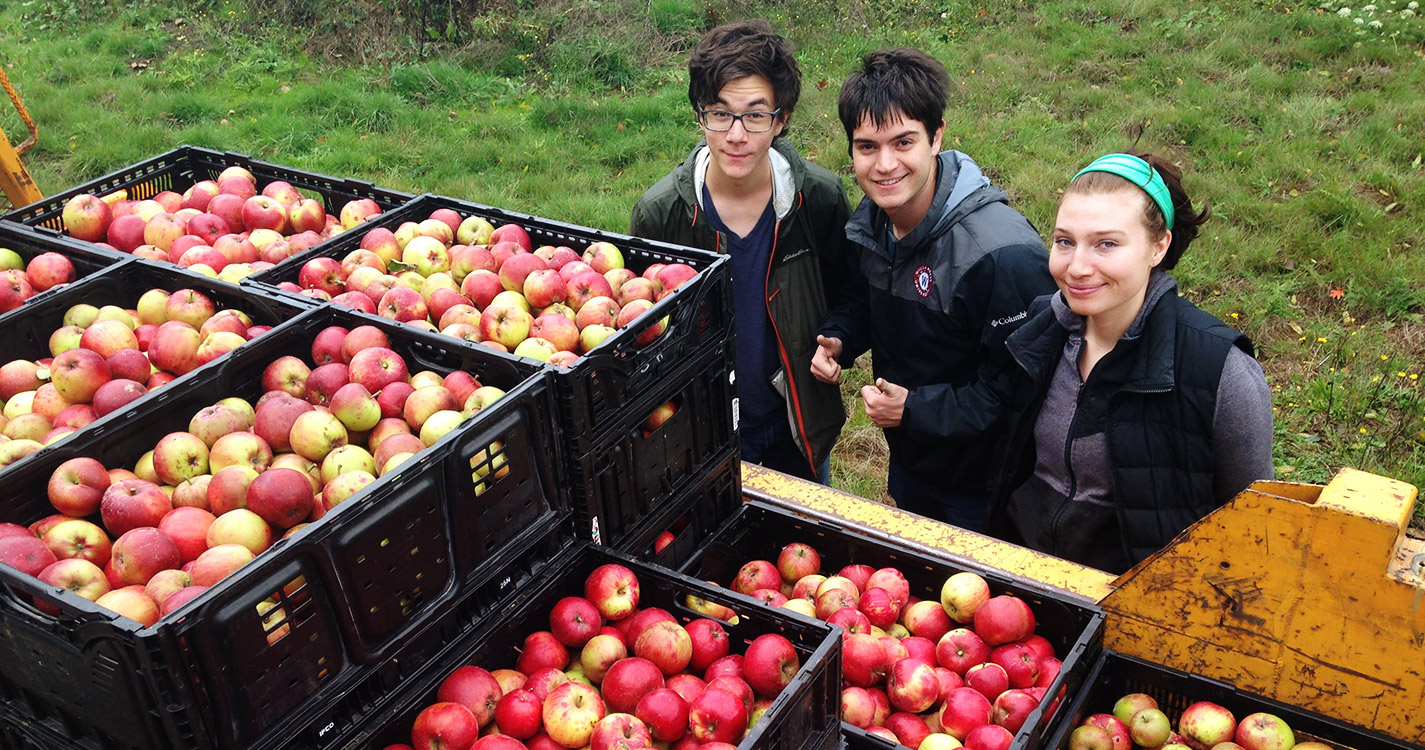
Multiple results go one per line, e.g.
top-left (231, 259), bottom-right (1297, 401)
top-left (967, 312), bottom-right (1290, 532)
top-left (743, 463), bottom-right (1425, 744)
top-left (0, 65), bottom-right (42, 208)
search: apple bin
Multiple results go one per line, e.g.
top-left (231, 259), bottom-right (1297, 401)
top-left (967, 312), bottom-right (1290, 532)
top-left (1044, 650), bottom-right (1414, 750)
top-left (0, 256), bottom-right (312, 475)
top-left (0, 305), bottom-right (568, 750)
top-left (339, 542), bottom-right (843, 750)
top-left (622, 447), bottom-right (743, 565)
top-left (242, 193), bottom-right (735, 450)
top-left (0, 220), bottom-right (129, 313)
top-left (570, 342), bottom-right (738, 552)
top-left (3, 145), bottom-right (413, 238)
top-left (678, 500), bottom-right (1106, 750)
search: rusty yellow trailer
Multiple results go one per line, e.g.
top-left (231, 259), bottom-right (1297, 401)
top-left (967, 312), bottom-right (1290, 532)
top-left (0, 66), bottom-right (43, 208)
top-left (742, 464), bottom-right (1425, 745)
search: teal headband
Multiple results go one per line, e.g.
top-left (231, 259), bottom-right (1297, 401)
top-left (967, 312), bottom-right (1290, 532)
top-left (1072, 153), bottom-right (1176, 230)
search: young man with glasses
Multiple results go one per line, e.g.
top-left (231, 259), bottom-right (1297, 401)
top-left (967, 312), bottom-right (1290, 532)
top-left (631, 20), bottom-right (851, 482)
top-left (811, 49), bottom-right (1055, 530)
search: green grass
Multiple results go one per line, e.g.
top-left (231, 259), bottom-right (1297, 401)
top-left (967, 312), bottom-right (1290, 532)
top-left (3, 0), bottom-right (1424, 523)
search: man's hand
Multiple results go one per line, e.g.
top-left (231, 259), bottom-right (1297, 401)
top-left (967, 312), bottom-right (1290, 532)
top-left (811, 335), bottom-right (844, 384)
top-left (861, 378), bottom-right (907, 428)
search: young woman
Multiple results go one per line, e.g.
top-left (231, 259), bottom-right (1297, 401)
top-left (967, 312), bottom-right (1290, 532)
top-left (912, 153), bottom-right (1273, 573)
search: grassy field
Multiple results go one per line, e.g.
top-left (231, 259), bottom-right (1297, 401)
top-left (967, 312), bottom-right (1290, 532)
top-left (3, 0), bottom-right (1424, 521)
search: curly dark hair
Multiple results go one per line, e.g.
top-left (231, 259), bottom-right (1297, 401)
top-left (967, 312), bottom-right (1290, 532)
top-left (837, 48), bottom-right (949, 149)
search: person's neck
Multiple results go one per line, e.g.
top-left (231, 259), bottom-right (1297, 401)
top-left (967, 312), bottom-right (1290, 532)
top-left (1084, 289), bottom-right (1148, 353)
top-left (705, 158), bottom-right (773, 204)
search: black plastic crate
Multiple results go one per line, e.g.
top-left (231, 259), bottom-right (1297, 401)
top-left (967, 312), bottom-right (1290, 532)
top-left (243, 193), bottom-right (734, 450)
top-left (682, 501), bottom-right (1107, 750)
top-left (1043, 650), bottom-right (1416, 750)
top-left (337, 542), bottom-right (842, 750)
top-left (2, 145), bottom-right (412, 237)
top-left (571, 344), bottom-right (738, 549)
top-left (0, 220), bottom-right (129, 311)
top-left (622, 448), bottom-right (743, 566)
top-left (0, 306), bottom-right (568, 750)
top-left (0, 257), bottom-right (310, 475)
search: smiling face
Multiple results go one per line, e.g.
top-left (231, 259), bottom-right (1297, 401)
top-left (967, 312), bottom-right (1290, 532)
top-left (1050, 189), bottom-right (1171, 339)
top-left (699, 75), bottom-right (784, 187)
top-left (850, 111), bottom-right (944, 237)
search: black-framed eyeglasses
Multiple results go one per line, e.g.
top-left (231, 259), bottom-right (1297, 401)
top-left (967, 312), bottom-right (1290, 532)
top-left (697, 107), bottom-right (783, 133)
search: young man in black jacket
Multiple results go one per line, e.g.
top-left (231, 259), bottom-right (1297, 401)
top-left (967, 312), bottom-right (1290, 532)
top-left (812, 49), bottom-right (1055, 529)
top-left (631, 21), bottom-right (851, 482)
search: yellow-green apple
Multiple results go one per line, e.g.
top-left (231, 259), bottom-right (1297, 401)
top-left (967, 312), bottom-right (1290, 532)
top-left (110, 527), bottom-right (181, 585)
top-left (1069, 725), bottom-right (1115, 750)
top-left (322, 469), bottom-right (374, 508)
top-left (416, 217), bottom-right (455, 244)
top-left (402, 235), bottom-right (451, 276)
top-left (462, 386), bottom-right (505, 417)
top-left (0, 536), bottom-right (58, 577)
top-left (208, 431), bottom-right (273, 475)
top-left (164, 289), bottom-right (216, 330)
top-left (101, 479), bottom-right (172, 536)
top-left (1178, 701), bottom-right (1237, 749)
top-left (403, 386), bottom-right (459, 431)
top-left (1123, 707), bottom-right (1172, 748)
top-left (579, 634), bottom-right (628, 682)
top-left (47, 457), bottom-right (112, 517)
top-left (941, 571), bottom-right (991, 623)
top-left (41, 518), bottom-right (112, 565)
top-left (416, 409), bottom-right (463, 447)
top-left (148, 321), bottom-right (203, 375)
top-left (49, 348), bottom-right (111, 403)
top-left (411, 702), bottom-right (480, 750)
top-left (510, 337), bottom-right (554, 362)
top-left (1111, 693), bottom-right (1158, 726)
top-left (46, 325), bottom-right (83, 357)
top-left (205, 465), bottom-right (258, 514)
top-left (188, 403), bottom-right (251, 447)
top-left (457, 216), bottom-right (495, 246)
top-left (1234, 713), bottom-right (1294, 750)
top-left (479, 301), bottom-right (533, 350)
top-left (319, 444), bottom-right (376, 484)
top-left (684, 592), bottom-right (736, 623)
top-left (408, 370), bottom-right (445, 390)
top-left (189, 543), bottom-right (254, 587)
top-left (63, 303), bottom-right (101, 328)
top-left (686, 685), bottom-right (746, 745)
top-left (1083, 714), bottom-right (1133, 750)
top-left (543, 681), bottom-right (607, 749)
top-left (208, 506), bottom-right (272, 553)
top-left (152, 431), bottom-right (210, 486)
top-left (583, 242), bottom-right (624, 274)
top-left (585, 563), bottom-right (640, 620)
top-left (154, 498), bottom-right (217, 559)
top-left (246, 467), bottom-right (315, 529)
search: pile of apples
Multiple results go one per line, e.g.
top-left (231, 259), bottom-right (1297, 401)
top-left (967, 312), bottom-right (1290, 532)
top-left (0, 247), bottom-right (79, 312)
top-left (386, 562), bottom-right (805, 750)
top-left (0, 288), bottom-right (271, 469)
top-left (0, 324), bottom-right (507, 629)
top-left (1069, 693), bottom-right (1322, 750)
top-left (286, 206), bottom-right (700, 366)
top-left (58, 166), bottom-right (385, 284)
top-left (706, 544), bottom-right (1066, 750)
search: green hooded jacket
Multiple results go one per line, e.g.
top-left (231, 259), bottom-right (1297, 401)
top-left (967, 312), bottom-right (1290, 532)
top-left (630, 138), bottom-right (851, 474)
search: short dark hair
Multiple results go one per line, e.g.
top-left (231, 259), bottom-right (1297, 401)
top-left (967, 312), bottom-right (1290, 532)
top-left (838, 49), bottom-right (949, 146)
top-left (1065, 153), bottom-right (1211, 270)
top-left (688, 20), bottom-right (801, 132)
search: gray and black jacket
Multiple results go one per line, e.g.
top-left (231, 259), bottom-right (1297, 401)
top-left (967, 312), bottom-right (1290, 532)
top-left (819, 150), bottom-right (1054, 494)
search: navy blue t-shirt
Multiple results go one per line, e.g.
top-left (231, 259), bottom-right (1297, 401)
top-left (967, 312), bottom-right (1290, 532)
top-left (702, 183), bottom-right (782, 430)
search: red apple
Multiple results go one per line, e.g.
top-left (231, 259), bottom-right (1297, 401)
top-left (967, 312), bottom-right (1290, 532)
top-left (411, 702), bottom-right (480, 750)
